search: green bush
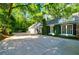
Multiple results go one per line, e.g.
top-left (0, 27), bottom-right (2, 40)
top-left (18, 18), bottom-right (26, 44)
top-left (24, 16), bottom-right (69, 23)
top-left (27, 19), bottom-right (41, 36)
top-left (42, 26), bottom-right (50, 35)
top-left (1, 24), bottom-right (12, 35)
top-left (53, 25), bottom-right (61, 35)
top-left (0, 28), bottom-right (2, 33)
top-left (6, 27), bottom-right (12, 35)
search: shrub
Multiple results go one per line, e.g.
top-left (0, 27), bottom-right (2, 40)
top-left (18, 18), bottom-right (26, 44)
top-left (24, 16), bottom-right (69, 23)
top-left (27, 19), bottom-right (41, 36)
top-left (53, 25), bottom-right (61, 35)
top-left (42, 26), bottom-right (50, 35)
top-left (6, 27), bottom-right (12, 35)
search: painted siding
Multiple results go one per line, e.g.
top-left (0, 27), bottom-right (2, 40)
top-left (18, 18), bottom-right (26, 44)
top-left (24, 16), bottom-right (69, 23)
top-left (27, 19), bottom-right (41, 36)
top-left (50, 26), bottom-right (53, 33)
top-left (76, 24), bottom-right (79, 35)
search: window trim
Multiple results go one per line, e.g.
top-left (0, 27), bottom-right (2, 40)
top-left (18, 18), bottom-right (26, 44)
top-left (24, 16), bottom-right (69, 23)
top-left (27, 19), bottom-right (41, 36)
top-left (61, 24), bottom-right (73, 36)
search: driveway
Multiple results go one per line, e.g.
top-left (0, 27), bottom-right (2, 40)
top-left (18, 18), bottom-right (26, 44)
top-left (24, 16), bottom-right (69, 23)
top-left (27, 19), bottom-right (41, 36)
top-left (0, 34), bottom-right (79, 55)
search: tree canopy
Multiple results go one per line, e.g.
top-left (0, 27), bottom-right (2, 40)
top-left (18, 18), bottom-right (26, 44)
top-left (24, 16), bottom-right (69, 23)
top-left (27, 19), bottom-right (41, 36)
top-left (0, 3), bottom-right (79, 36)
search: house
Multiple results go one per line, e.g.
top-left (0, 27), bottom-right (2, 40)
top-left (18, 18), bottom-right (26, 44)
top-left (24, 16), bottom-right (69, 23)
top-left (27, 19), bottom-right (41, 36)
top-left (47, 18), bottom-right (62, 35)
top-left (28, 22), bottom-right (42, 34)
top-left (28, 13), bottom-right (79, 36)
top-left (47, 13), bottom-right (79, 37)
top-left (28, 14), bottom-right (53, 35)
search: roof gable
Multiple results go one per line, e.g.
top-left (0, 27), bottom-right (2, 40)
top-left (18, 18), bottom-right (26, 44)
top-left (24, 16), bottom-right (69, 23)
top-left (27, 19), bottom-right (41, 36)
top-left (28, 22), bottom-right (42, 29)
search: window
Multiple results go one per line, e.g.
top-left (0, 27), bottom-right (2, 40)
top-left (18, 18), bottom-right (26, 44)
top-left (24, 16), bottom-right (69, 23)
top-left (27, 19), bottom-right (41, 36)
top-left (61, 25), bottom-right (66, 34)
top-left (61, 24), bottom-right (73, 35)
top-left (67, 25), bottom-right (73, 34)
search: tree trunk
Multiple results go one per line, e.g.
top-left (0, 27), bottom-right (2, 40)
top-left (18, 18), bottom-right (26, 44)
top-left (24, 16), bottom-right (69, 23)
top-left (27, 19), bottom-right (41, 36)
top-left (8, 3), bottom-right (13, 17)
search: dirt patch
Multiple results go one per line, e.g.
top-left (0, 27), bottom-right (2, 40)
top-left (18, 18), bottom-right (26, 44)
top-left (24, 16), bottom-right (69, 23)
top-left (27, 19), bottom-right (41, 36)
top-left (0, 34), bottom-right (9, 41)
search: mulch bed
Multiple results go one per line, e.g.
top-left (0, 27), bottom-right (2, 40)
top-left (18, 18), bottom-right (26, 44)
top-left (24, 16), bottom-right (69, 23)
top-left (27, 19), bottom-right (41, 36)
top-left (0, 34), bottom-right (9, 41)
top-left (47, 34), bottom-right (79, 40)
top-left (52, 35), bottom-right (79, 40)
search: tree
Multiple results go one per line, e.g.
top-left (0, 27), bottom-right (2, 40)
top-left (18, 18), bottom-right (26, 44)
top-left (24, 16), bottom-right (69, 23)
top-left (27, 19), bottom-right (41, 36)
top-left (44, 3), bottom-right (79, 19)
top-left (1, 3), bottom-right (79, 36)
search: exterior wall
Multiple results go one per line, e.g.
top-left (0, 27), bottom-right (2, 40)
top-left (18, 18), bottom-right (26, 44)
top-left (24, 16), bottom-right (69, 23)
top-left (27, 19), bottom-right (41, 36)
top-left (50, 26), bottom-right (54, 33)
top-left (49, 25), bottom-right (55, 35)
top-left (50, 26), bottom-right (53, 33)
top-left (28, 28), bottom-right (37, 34)
top-left (76, 24), bottom-right (79, 35)
top-left (38, 26), bottom-right (42, 34)
top-left (49, 24), bottom-right (77, 36)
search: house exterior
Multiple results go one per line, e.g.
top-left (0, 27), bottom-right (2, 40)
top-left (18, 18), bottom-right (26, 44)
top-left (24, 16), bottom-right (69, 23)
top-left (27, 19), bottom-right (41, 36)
top-left (28, 13), bottom-right (79, 36)
top-left (47, 13), bottom-right (79, 37)
top-left (28, 22), bottom-right (42, 34)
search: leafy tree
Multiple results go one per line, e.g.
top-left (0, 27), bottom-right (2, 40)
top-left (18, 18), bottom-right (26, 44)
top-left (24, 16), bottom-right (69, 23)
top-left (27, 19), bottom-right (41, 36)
top-left (44, 3), bottom-right (79, 19)
top-left (1, 3), bottom-right (79, 36)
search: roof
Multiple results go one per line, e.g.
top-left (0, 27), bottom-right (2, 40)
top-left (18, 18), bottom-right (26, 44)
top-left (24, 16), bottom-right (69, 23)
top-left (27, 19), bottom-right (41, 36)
top-left (47, 18), bottom-right (66, 26)
top-left (68, 13), bottom-right (79, 24)
top-left (47, 13), bottom-right (79, 26)
top-left (28, 22), bottom-right (42, 29)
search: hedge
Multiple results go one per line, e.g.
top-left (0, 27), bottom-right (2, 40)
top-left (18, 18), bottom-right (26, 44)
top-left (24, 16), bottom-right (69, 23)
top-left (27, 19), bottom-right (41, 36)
top-left (53, 25), bottom-right (61, 35)
top-left (42, 26), bottom-right (50, 35)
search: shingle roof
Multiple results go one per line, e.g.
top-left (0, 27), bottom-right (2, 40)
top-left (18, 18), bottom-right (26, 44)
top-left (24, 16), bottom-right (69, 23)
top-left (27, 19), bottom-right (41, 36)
top-left (47, 18), bottom-right (64, 26)
top-left (47, 14), bottom-right (79, 26)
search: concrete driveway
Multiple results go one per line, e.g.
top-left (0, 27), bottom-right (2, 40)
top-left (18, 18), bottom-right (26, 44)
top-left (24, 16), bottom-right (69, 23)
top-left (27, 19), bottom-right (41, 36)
top-left (0, 34), bottom-right (79, 55)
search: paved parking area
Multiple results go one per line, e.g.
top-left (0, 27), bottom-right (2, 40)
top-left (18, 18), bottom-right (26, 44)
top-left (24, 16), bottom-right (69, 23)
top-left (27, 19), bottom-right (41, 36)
top-left (0, 35), bottom-right (79, 55)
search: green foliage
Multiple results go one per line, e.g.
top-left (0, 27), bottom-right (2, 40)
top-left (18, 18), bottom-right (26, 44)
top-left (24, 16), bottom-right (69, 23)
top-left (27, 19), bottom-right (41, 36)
top-left (42, 19), bottom-right (47, 26)
top-left (6, 27), bottom-right (12, 35)
top-left (0, 3), bottom-right (79, 36)
top-left (44, 3), bottom-right (66, 18)
top-left (13, 19), bottom-right (28, 32)
top-left (42, 26), bottom-right (50, 35)
top-left (53, 25), bottom-right (61, 35)
top-left (44, 3), bottom-right (79, 18)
